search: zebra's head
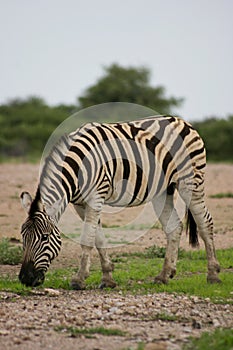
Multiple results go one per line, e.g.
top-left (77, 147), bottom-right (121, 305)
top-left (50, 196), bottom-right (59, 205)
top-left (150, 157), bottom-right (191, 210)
top-left (19, 191), bottom-right (62, 287)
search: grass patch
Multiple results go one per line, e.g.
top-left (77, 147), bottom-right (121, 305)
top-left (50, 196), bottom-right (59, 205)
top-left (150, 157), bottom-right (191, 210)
top-left (0, 247), bottom-right (232, 303)
top-left (92, 248), bottom-right (233, 302)
top-left (143, 312), bottom-right (178, 322)
top-left (102, 223), bottom-right (121, 229)
top-left (0, 238), bottom-right (23, 265)
top-left (55, 326), bottom-right (126, 338)
top-left (183, 328), bottom-right (233, 350)
top-left (209, 192), bottom-right (233, 199)
top-left (0, 278), bottom-right (32, 296)
top-left (108, 239), bottom-right (130, 245)
top-left (102, 223), bottom-right (161, 230)
top-left (43, 268), bottom-right (74, 289)
top-left (112, 245), bottom-right (205, 260)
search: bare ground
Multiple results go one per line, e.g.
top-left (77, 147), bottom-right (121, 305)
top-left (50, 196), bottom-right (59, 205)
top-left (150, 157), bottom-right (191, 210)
top-left (0, 163), bottom-right (233, 350)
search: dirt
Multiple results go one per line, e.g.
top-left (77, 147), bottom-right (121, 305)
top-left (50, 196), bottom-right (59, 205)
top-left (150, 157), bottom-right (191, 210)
top-left (0, 163), bottom-right (233, 350)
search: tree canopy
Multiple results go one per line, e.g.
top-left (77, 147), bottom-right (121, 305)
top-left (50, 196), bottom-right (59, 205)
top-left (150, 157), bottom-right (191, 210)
top-left (78, 64), bottom-right (183, 114)
top-left (0, 63), bottom-right (232, 161)
top-left (192, 116), bottom-right (233, 161)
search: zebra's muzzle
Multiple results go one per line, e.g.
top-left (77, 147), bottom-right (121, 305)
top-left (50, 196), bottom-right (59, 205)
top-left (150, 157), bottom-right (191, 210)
top-left (19, 261), bottom-right (45, 287)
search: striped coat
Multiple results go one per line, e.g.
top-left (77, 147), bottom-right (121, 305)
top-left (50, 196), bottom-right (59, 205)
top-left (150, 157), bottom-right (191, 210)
top-left (19, 116), bottom-right (221, 288)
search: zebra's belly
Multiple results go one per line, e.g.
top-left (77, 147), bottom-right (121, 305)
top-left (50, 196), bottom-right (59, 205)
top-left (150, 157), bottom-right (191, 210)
top-left (104, 178), bottom-right (162, 207)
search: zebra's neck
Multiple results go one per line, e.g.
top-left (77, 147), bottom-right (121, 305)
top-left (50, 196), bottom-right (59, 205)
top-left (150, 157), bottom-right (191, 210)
top-left (39, 185), bottom-right (68, 223)
top-left (38, 133), bottom-right (76, 222)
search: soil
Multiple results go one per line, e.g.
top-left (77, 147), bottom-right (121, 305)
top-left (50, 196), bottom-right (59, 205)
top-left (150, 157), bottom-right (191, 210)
top-left (0, 163), bottom-right (233, 350)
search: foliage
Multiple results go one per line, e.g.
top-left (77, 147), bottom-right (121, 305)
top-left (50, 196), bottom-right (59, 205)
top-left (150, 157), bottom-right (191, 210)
top-left (0, 238), bottom-right (23, 265)
top-left (0, 96), bottom-right (77, 159)
top-left (78, 63), bottom-right (183, 112)
top-left (192, 116), bottom-right (233, 162)
top-left (0, 65), bottom-right (233, 161)
top-left (0, 65), bottom-right (183, 160)
top-left (183, 328), bottom-right (233, 350)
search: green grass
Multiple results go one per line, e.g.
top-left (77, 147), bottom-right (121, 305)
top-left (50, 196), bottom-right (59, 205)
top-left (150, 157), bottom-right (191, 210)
top-left (0, 279), bottom-right (32, 296)
top-left (102, 223), bottom-right (162, 230)
top-left (209, 192), bottom-right (233, 199)
top-left (183, 328), bottom-right (233, 350)
top-left (0, 247), bottom-right (232, 303)
top-left (0, 238), bottom-right (23, 265)
top-left (55, 326), bottom-right (126, 338)
top-left (88, 248), bottom-right (233, 302)
top-left (142, 312), bottom-right (178, 322)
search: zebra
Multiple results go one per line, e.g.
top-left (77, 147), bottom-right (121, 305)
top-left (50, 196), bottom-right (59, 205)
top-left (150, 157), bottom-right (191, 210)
top-left (19, 115), bottom-right (221, 288)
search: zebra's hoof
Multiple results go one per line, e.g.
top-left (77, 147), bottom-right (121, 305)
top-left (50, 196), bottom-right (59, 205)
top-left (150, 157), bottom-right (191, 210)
top-left (207, 276), bottom-right (222, 284)
top-left (70, 280), bottom-right (86, 290)
top-left (99, 279), bottom-right (117, 289)
top-left (154, 276), bottom-right (168, 285)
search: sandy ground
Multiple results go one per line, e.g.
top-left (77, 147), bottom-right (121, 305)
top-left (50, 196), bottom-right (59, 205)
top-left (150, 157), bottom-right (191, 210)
top-left (0, 163), bottom-right (233, 350)
top-left (0, 163), bottom-right (233, 249)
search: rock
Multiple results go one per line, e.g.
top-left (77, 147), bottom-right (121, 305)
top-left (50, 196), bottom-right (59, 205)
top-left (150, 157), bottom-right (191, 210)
top-left (44, 288), bottom-right (60, 296)
top-left (212, 318), bottom-right (221, 327)
top-left (109, 306), bottom-right (119, 313)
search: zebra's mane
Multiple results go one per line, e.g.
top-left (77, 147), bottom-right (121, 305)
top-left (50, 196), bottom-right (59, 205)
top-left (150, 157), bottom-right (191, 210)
top-left (37, 124), bottom-right (94, 219)
top-left (37, 132), bottom-right (77, 217)
top-left (40, 134), bottom-right (73, 181)
top-left (40, 122), bottom-right (96, 178)
top-left (40, 123), bottom-right (94, 181)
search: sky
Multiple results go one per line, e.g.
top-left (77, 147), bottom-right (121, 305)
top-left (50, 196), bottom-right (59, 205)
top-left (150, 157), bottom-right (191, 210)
top-left (0, 0), bottom-right (233, 121)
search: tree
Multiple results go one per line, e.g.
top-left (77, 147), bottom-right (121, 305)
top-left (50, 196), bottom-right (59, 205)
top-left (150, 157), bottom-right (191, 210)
top-left (78, 64), bottom-right (183, 114)
top-left (193, 115), bottom-right (233, 161)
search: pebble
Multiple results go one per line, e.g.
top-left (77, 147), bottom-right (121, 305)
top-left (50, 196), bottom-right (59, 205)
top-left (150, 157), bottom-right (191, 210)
top-left (0, 290), bottom-right (232, 349)
top-left (109, 306), bottom-right (119, 313)
top-left (44, 288), bottom-right (60, 296)
top-left (183, 327), bottom-right (192, 333)
top-left (212, 318), bottom-right (221, 327)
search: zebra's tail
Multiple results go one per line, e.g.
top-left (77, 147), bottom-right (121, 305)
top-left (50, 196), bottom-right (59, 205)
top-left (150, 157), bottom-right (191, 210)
top-left (186, 209), bottom-right (199, 247)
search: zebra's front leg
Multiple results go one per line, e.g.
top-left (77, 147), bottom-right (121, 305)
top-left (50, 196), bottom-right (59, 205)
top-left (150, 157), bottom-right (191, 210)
top-left (71, 204), bottom-right (100, 290)
top-left (95, 224), bottom-right (117, 289)
top-left (71, 245), bottom-right (93, 290)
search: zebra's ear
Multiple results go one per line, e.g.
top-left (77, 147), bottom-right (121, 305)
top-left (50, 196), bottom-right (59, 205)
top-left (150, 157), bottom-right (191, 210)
top-left (20, 191), bottom-right (33, 213)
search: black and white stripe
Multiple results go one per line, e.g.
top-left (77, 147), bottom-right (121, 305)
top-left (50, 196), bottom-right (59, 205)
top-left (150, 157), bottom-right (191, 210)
top-left (41, 116), bottom-right (205, 213)
top-left (19, 115), bottom-right (221, 288)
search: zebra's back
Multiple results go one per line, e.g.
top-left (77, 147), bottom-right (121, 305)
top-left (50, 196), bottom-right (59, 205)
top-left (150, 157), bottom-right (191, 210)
top-left (62, 115), bottom-right (205, 207)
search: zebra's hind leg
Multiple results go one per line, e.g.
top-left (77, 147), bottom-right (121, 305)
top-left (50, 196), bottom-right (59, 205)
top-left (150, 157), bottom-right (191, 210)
top-left (180, 180), bottom-right (221, 284)
top-left (96, 225), bottom-right (117, 289)
top-left (152, 190), bottom-right (183, 284)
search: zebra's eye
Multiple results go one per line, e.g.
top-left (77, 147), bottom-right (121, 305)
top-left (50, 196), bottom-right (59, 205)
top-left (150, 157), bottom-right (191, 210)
top-left (41, 233), bottom-right (49, 242)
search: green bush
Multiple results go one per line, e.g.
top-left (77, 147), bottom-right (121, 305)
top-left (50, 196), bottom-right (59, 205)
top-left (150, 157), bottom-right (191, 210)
top-left (0, 93), bottom-right (233, 162)
top-left (193, 116), bottom-right (233, 162)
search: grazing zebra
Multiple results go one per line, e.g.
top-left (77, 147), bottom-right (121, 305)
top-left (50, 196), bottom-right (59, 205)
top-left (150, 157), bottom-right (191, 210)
top-left (19, 115), bottom-right (221, 288)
